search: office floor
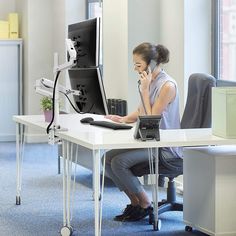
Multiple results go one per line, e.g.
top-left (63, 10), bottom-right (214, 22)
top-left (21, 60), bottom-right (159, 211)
top-left (0, 142), bottom-right (207, 236)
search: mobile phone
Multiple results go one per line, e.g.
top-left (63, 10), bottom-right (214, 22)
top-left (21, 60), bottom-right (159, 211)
top-left (145, 60), bottom-right (157, 74)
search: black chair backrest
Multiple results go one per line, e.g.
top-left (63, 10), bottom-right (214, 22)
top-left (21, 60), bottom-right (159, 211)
top-left (181, 73), bottom-right (216, 129)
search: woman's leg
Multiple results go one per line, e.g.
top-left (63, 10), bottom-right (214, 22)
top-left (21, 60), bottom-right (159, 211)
top-left (103, 149), bottom-right (142, 221)
top-left (103, 149), bottom-right (151, 205)
top-left (103, 149), bottom-right (133, 192)
top-left (110, 149), bottom-right (151, 208)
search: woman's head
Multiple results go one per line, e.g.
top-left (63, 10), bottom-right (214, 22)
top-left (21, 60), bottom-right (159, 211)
top-left (133, 42), bottom-right (169, 73)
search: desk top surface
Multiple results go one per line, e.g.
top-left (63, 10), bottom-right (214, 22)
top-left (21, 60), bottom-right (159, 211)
top-left (13, 114), bottom-right (236, 150)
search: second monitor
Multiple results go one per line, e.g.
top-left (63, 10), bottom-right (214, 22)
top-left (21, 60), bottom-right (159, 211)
top-left (69, 68), bottom-right (108, 115)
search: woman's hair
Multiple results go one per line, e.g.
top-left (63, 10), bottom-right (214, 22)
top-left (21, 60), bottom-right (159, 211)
top-left (133, 42), bottom-right (169, 65)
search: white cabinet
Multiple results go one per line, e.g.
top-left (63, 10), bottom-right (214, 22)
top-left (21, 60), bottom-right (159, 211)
top-left (183, 146), bottom-right (236, 236)
top-left (0, 39), bottom-right (22, 141)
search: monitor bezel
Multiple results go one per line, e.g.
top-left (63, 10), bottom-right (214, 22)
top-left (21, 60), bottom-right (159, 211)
top-left (68, 17), bottom-right (100, 68)
top-left (69, 67), bottom-right (108, 115)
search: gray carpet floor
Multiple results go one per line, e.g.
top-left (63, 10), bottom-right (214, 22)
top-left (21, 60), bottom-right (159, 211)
top-left (0, 142), bottom-right (207, 236)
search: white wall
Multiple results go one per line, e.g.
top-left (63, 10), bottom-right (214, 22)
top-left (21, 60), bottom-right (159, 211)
top-left (0, 0), bottom-right (15, 19)
top-left (184, 0), bottom-right (212, 98)
top-left (103, 0), bottom-right (128, 102)
top-left (159, 0), bottom-right (212, 114)
top-left (159, 0), bottom-right (185, 113)
top-left (127, 0), bottom-right (160, 112)
top-left (66, 0), bottom-right (86, 25)
top-left (103, 0), bottom-right (160, 113)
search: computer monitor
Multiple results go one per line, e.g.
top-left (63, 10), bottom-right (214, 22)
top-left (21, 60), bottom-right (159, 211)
top-left (68, 17), bottom-right (100, 68)
top-left (69, 68), bottom-right (108, 115)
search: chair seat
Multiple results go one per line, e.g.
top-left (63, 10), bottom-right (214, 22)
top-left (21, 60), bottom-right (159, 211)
top-left (130, 157), bottom-right (183, 178)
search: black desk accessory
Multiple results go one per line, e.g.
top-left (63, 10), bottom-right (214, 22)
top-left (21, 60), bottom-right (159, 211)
top-left (90, 120), bottom-right (132, 130)
top-left (134, 115), bottom-right (161, 141)
top-left (80, 117), bottom-right (132, 130)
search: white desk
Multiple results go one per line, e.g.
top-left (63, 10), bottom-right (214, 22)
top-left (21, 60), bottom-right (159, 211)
top-left (13, 114), bottom-right (236, 236)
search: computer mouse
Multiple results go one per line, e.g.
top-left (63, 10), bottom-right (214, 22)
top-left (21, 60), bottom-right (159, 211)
top-left (80, 117), bottom-right (94, 124)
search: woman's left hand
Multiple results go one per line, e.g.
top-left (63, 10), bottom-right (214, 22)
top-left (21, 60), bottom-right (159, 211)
top-left (139, 68), bottom-right (152, 91)
top-left (105, 115), bottom-right (124, 123)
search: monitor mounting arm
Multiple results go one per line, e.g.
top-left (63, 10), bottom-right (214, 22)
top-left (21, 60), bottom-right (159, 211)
top-left (35, 78), bottom-right (81, 98)
top-left (52, 39), bottom-right (77, 132)
top-left (35, 38), bottom-right (78, 144)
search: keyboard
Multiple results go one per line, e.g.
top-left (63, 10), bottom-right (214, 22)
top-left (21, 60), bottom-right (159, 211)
top-left (90, 121), bottom-right (133, 130)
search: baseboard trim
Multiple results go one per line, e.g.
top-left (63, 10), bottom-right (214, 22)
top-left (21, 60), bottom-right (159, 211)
top-left (0, 134), bottom-right (16, 142)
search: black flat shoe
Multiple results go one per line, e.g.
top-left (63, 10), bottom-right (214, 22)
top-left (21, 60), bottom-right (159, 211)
top-left (114, 204), bottom-right (138, 221)
top-left (122, 205), bottom-right (153, 222)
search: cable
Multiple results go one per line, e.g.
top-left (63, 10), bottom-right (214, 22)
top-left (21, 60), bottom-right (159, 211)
top-left (46, 71), bottom-right (61, 134)
top-left (64, 93), bottom-right (95, 114)
top-left (64, 93), bottom-right (83, 114)
top-left (45, 71), bottom-right (98, 134)
top-left (138, 83), bottom-right (147, 115)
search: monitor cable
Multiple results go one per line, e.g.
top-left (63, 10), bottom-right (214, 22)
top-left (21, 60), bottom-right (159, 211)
top-left (138, 81), bottom-right (147, 115)
top-left (46, 71), bottom-right (61, 134)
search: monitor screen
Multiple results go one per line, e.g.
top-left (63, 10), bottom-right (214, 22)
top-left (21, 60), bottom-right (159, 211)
top-left (69, 68), bottom-right (108, 115)
top-left (68, 18), bottom-right (100, 68)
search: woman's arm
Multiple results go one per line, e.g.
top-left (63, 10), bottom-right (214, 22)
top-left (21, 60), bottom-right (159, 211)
top-left (141, 81), bottom-right (176, 115)
top-left (105, 110), bottom-right (139, 123)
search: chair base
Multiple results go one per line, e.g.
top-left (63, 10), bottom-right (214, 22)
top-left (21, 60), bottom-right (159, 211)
top-left (158, 200), bottom-right (183, 215)
top-left (149, 201), bottom-right (183, 224)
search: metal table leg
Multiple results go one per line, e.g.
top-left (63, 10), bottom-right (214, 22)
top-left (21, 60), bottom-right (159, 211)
top-left (149, 147), bottom-right (161, 231)
top-left (61, 140), bottom-right (73, 236)
top-left (93, 149), bottom-right (101, 236)
top-left (16, 123), bottom-right (24, 205)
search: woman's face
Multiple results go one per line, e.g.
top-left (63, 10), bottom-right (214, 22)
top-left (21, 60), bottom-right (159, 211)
top-left (133, 54), bottom-right (148, 74)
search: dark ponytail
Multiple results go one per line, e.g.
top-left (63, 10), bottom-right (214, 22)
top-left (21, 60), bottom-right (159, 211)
top-left (133, 42), bottom-right (170, 66)
top-left (155, 44), bottom-right (169, 65)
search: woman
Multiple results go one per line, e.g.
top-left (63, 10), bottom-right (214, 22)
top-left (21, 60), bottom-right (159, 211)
top-left (103, 42), bottom-right (182, 222)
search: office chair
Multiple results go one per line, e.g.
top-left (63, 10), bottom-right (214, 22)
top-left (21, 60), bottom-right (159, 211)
top-left (131, 73), bottom-right (216, 217)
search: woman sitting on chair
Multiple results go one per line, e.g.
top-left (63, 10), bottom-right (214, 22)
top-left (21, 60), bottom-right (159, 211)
top-left (103, 42), bottom-right (182, 222)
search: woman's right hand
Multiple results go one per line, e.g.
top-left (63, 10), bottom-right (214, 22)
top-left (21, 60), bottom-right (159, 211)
top-left (105, 115), bottom-right (124, 123)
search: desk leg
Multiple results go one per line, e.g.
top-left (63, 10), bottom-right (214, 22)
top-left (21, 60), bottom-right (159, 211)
top-left (16, 123), bottom-right (24, 205)
top-left (93, 149), bottom-right (101, 236)
top-left (61, 140), bottom-right (73, 236)
top-left (150, 147), bottom-right (161, 231)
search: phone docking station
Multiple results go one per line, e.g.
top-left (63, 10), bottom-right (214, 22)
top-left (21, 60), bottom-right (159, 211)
top-left (133, 115), bottom-right (161, 141)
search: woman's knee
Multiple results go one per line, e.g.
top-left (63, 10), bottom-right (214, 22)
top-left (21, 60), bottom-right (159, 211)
top-left (110, 155), bottom-right (128, 172)
top-left (103, 149), bottom-right (130, 166)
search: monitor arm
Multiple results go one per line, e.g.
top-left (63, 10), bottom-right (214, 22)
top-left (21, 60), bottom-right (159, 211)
top-left (35, 78), bottom-right (81, 98)
top-left (54, 39), bottom-right (77, 73)
top-left (35, 38), bottom-right (78, 144)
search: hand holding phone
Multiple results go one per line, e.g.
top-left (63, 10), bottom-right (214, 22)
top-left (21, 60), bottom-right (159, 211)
top-left (146, 60), bottom-right (157, 74)
top-left (138, 60), bottom-right (156, 87)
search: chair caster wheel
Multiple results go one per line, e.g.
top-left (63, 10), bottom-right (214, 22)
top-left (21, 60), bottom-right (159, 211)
top-left (60, 226), bottom-right (73, 236)
top-left (153, 219), bottom-right (161, 231)
top-left (185, 225), bottom-right (192, 232)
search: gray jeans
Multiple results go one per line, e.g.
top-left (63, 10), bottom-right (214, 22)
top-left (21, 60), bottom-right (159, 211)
top-left (103, 148), bottom-right (173, 194)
